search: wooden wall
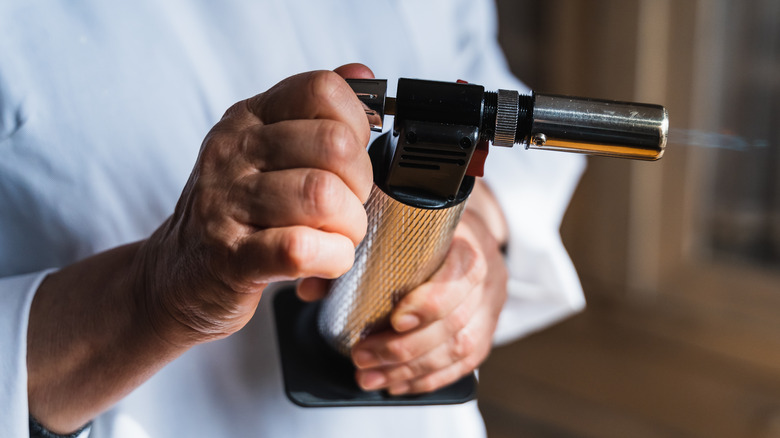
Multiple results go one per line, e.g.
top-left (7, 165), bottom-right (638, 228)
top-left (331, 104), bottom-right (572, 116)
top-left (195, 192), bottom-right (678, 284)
top-left (480, 1), bottom-right (780, 436)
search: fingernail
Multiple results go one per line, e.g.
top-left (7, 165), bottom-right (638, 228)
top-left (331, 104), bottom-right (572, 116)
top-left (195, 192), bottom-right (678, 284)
top-left (352, 349), bottom-right (378, 368)
top-left (393, 314), bottom-right (420, 332)
top-left (359, 370), bottom-right (386, 390)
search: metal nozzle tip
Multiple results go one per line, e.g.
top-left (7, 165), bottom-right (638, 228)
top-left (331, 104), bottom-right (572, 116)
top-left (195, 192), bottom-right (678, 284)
top-left (527, 94), bottom-right (669, 161)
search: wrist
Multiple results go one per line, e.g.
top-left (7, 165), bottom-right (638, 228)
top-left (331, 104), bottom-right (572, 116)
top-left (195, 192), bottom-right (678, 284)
top-left (27, 241), bottom-right (188, 432)
top-left (132, 228), bottom-right (213, 349)
top-left (134, 222), bottom-right (264, 349)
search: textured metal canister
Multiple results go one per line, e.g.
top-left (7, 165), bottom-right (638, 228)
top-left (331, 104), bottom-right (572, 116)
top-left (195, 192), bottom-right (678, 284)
top-left (317, 184), bottom-right (468, 357)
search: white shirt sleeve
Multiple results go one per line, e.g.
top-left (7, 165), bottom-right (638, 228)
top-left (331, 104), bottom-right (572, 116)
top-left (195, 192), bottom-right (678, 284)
top-left (1, 270), bottom-right (96, 438)
top-left (0, 271), bottom-right (48, 437)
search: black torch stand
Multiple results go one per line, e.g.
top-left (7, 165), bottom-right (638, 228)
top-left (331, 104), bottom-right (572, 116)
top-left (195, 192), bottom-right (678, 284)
top-left (273, 286), bottom-right (477, 407)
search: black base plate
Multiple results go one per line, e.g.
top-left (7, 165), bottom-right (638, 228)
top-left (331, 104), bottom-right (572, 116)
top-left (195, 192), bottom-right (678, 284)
top-left (273, 286), bottom-right (477, 407)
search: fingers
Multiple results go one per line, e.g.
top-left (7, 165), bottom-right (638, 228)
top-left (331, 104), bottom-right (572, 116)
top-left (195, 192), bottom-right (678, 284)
top-left (371, 333), bottom-right (489, 395)
top-left (352, 285), bottom-right (482, 369)
top-left (145, 65), bottom-right (378, 345)
top-left (190, 66), bottom-right (375, 287)
top-left (244, 119), bottom-right (373, 202)
top-left (351, 213), bottom-right (509, 395)
top-left (230, 167), bottom-right (367, 246)
top-left (350, 233), bottom-right (488, 369)
top-left (245, 70), bottom-right (371, 147)
top-left (355, 303), bottom-right (493, 394)
top-left (389, 237), bottom-right (486, 332)
top-left (384, 358), bottom-right (483, 396)
top-left (228, 226), bottom-right (357, 284)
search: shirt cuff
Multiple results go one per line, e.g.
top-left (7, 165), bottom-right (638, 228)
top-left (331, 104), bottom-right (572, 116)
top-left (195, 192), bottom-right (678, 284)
top-left (30, 415), bottom-right (92, 438)
top-left (0, 270), bottom-right (54, 437)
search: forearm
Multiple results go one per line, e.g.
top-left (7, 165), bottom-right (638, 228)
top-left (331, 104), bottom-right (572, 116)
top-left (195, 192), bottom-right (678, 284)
top-left (26, 241), bottom-right (191, 434)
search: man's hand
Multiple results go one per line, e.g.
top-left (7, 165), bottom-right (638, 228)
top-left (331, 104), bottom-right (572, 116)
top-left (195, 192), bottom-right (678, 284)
top-left (138, 65), bottom-right (375, 346)
top-left (350, 199), bottom-right (508, 394)
top-left (295, 159), bottom-right (510, 395)
top-left (27, 64), bottom-right (374, 433)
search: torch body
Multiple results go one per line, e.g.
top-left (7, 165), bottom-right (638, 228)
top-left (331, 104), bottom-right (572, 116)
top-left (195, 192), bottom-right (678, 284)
top-left (318, 181), bottom-right (469, 355)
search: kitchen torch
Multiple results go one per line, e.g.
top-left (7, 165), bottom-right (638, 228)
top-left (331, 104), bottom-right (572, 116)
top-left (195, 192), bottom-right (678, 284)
top-left (274, 77), bottom-right (668, 407)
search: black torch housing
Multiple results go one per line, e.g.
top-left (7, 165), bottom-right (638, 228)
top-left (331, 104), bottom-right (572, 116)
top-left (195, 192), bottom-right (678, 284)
top-left (375, 78), bottom-right (484, 208)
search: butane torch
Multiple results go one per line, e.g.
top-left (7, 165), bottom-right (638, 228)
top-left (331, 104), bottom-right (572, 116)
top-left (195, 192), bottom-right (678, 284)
top-left (274, 77), bottom-right (668, 407)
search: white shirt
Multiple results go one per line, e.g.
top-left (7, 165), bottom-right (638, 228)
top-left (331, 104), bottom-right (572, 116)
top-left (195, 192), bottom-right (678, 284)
top-left (0, 1), bottom-right (585, 436)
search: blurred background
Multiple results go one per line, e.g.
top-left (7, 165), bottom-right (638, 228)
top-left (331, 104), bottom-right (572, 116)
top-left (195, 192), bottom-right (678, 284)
top-left (479, 0), bottom-right (780, 436)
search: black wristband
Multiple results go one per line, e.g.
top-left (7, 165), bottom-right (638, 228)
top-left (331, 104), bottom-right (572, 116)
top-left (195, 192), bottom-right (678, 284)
top-left (29, 415), bottom-right (92, 438)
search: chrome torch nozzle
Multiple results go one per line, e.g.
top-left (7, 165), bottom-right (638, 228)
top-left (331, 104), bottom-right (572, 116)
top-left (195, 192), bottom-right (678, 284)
top-left (349, 78), bottom-right (668, 161)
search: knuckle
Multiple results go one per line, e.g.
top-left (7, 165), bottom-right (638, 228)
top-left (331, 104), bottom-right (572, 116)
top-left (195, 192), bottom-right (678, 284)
top-left (446, 305), bottom-right (471, 333)
top-left (414, 376), bottom-right (441, 394)
top-left (320, 121), bottom-right (355, 163)
top-left (385, 339), bottom-right (415, 363)
top-left (407, 357), bottom-right (434, 378)
top-left (302, 170), bottom-right (340, 218)
top-left (419, 290), bottom-right (447, 320)
top-left (199, 133), bottom-right (234, 170)
top-left (389, 364), bottom-right (417, 382)
top-left (280, 230), bottom-right (316, 273)
top-left (202, 220), bottom-right (232, 252)
top-left (301, 172), bottom-right (325, 211)
top-left (191, 186), bottom-right (221, 223)
top-left (243, 175), bottom-right (262, 202)
top-left (235, 129), bottom-right (256, 159)
top-left (451, 329), bottom-right (476, 361)
top-left (309, 70), bottom-right (345, 103)
top-left (217, 100), bottom-right (250, 122)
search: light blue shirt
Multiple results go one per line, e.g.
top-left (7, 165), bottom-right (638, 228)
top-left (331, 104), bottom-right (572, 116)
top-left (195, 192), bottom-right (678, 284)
top-left (0, 1), bottom-right (585, 436)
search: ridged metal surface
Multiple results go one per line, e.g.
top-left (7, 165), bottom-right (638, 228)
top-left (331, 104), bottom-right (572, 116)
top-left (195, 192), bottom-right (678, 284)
top-left (318, 185), bottom-right (467, 356)
top-left (493, 89), bottom-right (520, 147)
